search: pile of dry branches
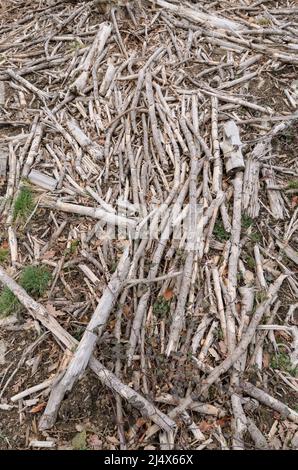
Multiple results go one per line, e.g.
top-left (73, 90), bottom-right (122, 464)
top-left (0, 0), bottom-right (298, 450)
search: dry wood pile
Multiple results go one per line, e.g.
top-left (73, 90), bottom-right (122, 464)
top-left (0, 0), bottom-right (298, 450)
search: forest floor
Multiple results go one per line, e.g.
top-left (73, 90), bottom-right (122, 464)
top-left (0, 0), bottom-right (298, 450)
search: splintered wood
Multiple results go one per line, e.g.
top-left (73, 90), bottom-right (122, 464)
top-left (0, 0), bottom-right (298, 451)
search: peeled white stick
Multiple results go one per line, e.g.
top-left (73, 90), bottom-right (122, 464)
top-left (262, 167), bottom-right (284, 220)
top-left (11, 377), bottom-right (55, 402)
top-left (99, 60), bottom-right (117, 96)
top-left (1, 144), bottom-right (15, 215)
top-left (0, 81), bottom-right (5, 106)
top-left (212, 267), bottom-right (227, 344)
top-left (220, 120), bottom-right (245, 175)
top-left (254, 244), bottom-right (267, 289)
top-left (127, 180), bottom-right (189, 365)
top-left (66, 119), bottom-right (103, 161)
top-left (40, 198), bottom-right (137, 230)
top-left (21, 123), bottom-right (43, 178)
top-left (148, 0), bottom-right (241, 31)
top-left (242, 156), bottom-right (260, 219)
top-left (8, 226), bottom-right (18, 266)
top-left (165, 119), bottom-right (199, 355)
top-left (200, 274), bottom-right (287, 394)
top-left (240, 381), bottom-right (298, 424)
top-left (0, 266), bottom-right (176, 434)
top-left (246, 418), bottom-right (268, 450)
top-left (226, 172), bottom-right (243, 353)
top-left (28, 169), bottom-right (57, 191)
top-left (6, 69), bottom-right (51, 102)
top-left (71, 22), bottom-right (112, 94)
top-left (39, 246), bottom-right (130, 430)
top-left (29, 441), bottom-right (56, 449)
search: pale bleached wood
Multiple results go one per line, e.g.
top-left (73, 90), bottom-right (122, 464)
top-left (66, 118), bottom-right (103, 161)
top-left (240, 381), bottom-right (298, 424)
top-left (242, 156), bottom-right (260, 218)
top-left (39, 246), bottom-right (130, 430)
top-left (40, 198), bottom-right (137, 230)
top-left (149, 0), bottom-right (242, 31)
top-left (0, 146), bottom-right (8, 178)
top-left (99, 60), bottom-right (117, 96)
top-left (221, 120), bottom-right (245, 175)
top-left (201, 274), bottom-right (287, 394)
top-left (276, 240), bottom-right (298, 267)
top-left (0, 265), bottom-right (176, 434)
top-left (28, 169), bottom-right (57, 191)
top-left (262, 167), bottom-right (285, 220)
top-left (0, 81), bottom-right (5, 105)
top-left (247, 418), bottom-right (268, 450)
top-left (165, 119), bottom-right (200, 356)
top-left (71, 22), bottom-right (112, 94)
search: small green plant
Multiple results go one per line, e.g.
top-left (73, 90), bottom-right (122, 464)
top-left (294, 404), bottom-right (298, 413)
top-left (255, 288), bottom-right (268, 304)
top-left (244, 254), bottom-right (255, 270)
top-left (287, 180), bottom-right (298, 190)
top-left (279, 129), bottom-right (294, 144)
top-left (153, 297), bottom-right (171, 318)
top-left (0, 287), bottom-right (21, 317)
top-left (70, 40), bottom-right (84, 51)
top-left (19, 266), bottom-right (51, 297)
top-left (70, 240), bottom-right (80, 253)
top-left (72, 430), bottom-right (87, 450)
top-left (176, 249), bottom-right (187, 264)
top-left (73, 326), bottom-right (84, 341)
top-left (13, 187), bottom-right (34, 221)
top-left (0, 266), bottom-right (51, 318)
top-left (215, 328), bottom-right (224, 341)
top-left (110, 261), bottom-right (118, 273)
top-left (257, 17), bottom-right (271, 26)
top-left (271, 352), bottom-right (297, 377)
top-left (241, 214), bottom-right (253, 230)
top-left (249, 231), bottom-right (262, 243)
top-left (213, 221), bottom-right (230, 242)
top-left (64, 240), bottom-right (80, 256)
top-left (0, 248), bottom-right (9, 263)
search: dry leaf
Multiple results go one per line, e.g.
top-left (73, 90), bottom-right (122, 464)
top-left (123, 304), bottom-right (131, 318)
top-left (216, 416), bottom-right (230, 428)
top-left (46, 303), bottom-right (64, 317)
top-left (107, 319), bottom-right (116, 330)
top-left (218, 341), bottom-right (227, 356)
top-left (163, 288), bottom-right (174, 300)
top-left (135, 417), bottom-right (146, 428)
top-left (106, 435), bottom-right (119, 445)
top-left (291, 195), bottom-right (298, 209)
top-left (263, 352), bottom-right (270, 369)
top-left (88, 434), bottom-right (102, 450)
top-left (42, 250), bottom-right (56, 259)
top-left (199, 421), bottom-right (214, 432)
